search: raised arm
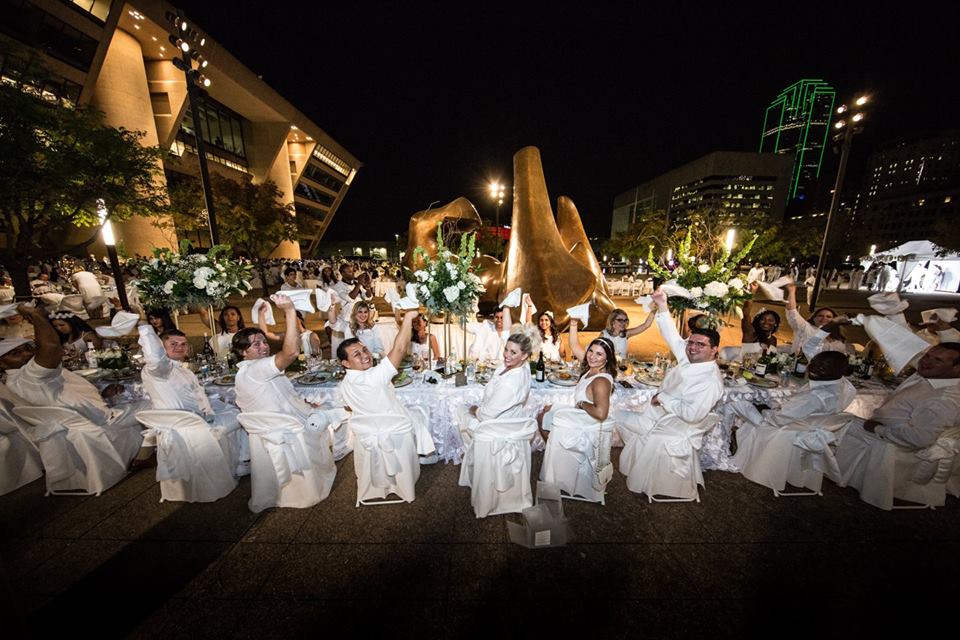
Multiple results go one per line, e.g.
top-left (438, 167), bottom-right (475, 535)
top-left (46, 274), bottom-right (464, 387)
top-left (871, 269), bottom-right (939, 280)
top-left (257, 305), bottom-right (282, 341)
top-left (784, 282), bottom-right (798, 312)
top-left (501, 305), bottom-right (513, 336)
top-left (388, 310), bottom-right (419, 369)
top-left (568, 318), bottom-right (586, 361)
top-left (741, 297), bottom-right (757, 343)
top-left (137, 324), bottom-right (172, 376)
top-left (19, 304), bottom-right (61, 368)
top-left (650, 290), bottom-right (687, 362)
top-left (521, 293), bottom-right (535, 325)
top-left (271, 294), bottom-right (300, 371)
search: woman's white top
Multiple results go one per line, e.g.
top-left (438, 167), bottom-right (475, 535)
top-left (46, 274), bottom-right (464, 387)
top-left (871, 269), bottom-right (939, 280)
top-left (600, 330), bottom-right (628, 358)
top-left (785, 309), bottom-right (850, 359)
top-left (540, 335), bottom-right (562, 362)
top-left (210, 332), bottom-right (236, 360)
top-left (410, 339), bottom-right (431, 361)
top-left (476, 364), bottom-right (532, 423)
top-left (299, 330), bottom-right (317, 358)
top-left (574, 372), bottom-right (615, 406)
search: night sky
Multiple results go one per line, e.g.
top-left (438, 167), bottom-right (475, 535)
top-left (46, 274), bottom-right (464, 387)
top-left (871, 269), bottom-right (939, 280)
top-left (176, 2), bottom-right (958, 240)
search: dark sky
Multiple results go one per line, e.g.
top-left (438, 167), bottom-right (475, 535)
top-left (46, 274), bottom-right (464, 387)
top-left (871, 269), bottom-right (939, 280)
top-left (177, 2), bottom-right (959, 240)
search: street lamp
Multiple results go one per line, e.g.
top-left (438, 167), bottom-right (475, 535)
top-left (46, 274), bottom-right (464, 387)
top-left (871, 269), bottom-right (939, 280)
top-left (166, 9), bottom-right (219, 246)
top-left (488, 181), bottom-right (507, 255)
top-left (97, 200), bottom-right (130, 311)
top-left (810, 94), bottom-right (870, 309)
top-left (724, 228), bottom-right (736, 253)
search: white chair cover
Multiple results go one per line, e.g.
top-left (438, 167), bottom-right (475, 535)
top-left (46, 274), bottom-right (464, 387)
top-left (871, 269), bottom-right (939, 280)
top-left (136, 410), bottom-right (237, 503)
top-left (14, 406), bottom-right (131, 496)
top-left (348, 413), bottom-right (420, 506)
top-left (618, 412), bottom-right (720, 501)
top-left (237, 412), bottom-right (337, 513)
top-left (0, 401), bottom-right (43, 495)
top-left (732, 412), bottom-right (857, 496)
top-left (835, 425), bottom-right (960, 510)
top-left (539, 409), bottom-right (614, 504)
top-left (458, 417), bottom-right (537, 518)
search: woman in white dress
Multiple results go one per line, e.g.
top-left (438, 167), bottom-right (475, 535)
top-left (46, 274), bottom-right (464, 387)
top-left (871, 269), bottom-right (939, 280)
top-left (783, 283), bottom-right (852, 358)
top-left (521, 294), bottom-right (566, 362)
top-left (257, 306), bottom-right (322, 358)
top-left (456, 328), bottom-right (537, 445)
top-left (327, 300), bottom-right (385, 357)
top-left (568, 308), bottom-right (653, 360)
top-left (538, 336), bottom-right (617, 440)
top-left (210, 305), bottom-right (245, 360)
top-left (406, 312), bottom-right (440, 364)
top-left (49, 311), bottom-right (101, 359)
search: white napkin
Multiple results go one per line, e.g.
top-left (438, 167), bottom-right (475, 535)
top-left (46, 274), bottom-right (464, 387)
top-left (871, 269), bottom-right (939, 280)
top-left (867, 292), bottom-right (909, 316)
top-left (314, 288), bottom-right (332, 313)
top-left (921, 308), bottom-right (958, 324)
top-left (0, 338), bottom-right (31, 357)
top-left (500, 288), bottom-right (522, 308)
top-left (854, 313), bottom-right (931, 375)
top-left (252, 298), bottom-right (275, 325)
top-left (94, 311), bottom-right (140, 338)
top-left (634, 295), bottom-right (653, 312)
top-left (0, 303), bottom-right (18, 319)
top-left (754, 276), bottom-right (793, 302)
top-left (281, 289), bottom-right (315, 314)
top-left (566, 303), bottom-right (590, 325)
top-left (384, 287), bottom-right (401, 308)
top-left (405, 283), bottom-right (420, 302)
top-left (660, 280), bottom-right (692, 299)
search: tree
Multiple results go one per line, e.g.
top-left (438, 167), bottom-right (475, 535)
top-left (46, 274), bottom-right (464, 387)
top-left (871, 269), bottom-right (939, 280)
top-left (0, 56), bottom-right (166, 298)
top-left (162, 173), bottom-right (297, 296)
top-left (604, 209), bottom-right (668, 261)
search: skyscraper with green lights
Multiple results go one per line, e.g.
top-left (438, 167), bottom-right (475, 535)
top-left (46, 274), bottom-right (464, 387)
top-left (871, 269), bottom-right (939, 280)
top-left (760, 79), bottom-right (836, 202)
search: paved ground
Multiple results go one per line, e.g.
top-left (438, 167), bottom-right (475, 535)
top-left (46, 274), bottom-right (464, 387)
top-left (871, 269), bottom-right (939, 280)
top-left (2, 447), bottom-right (958, 639)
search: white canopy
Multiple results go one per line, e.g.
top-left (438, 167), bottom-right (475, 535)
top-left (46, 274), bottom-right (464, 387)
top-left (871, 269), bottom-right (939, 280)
top-left (872, 240), bottom-right (958, 261)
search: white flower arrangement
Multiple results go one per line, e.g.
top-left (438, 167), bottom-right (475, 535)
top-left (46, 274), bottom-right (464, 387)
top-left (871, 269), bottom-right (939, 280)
top-left (410, 224), bottom-right (485, 316)
top-left (135, 240), bottom-right (253, 310)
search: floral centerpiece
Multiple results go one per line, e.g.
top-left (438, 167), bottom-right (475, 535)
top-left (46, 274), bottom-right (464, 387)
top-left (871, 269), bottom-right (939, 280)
top-left (135, 240), bottom-right (253, 311)
top-left (647, 228), bottom-right (757, 328)
top-left (92, 347), bottom-right (128, 370)
top-left (409, 224), bottom-right (485, 372)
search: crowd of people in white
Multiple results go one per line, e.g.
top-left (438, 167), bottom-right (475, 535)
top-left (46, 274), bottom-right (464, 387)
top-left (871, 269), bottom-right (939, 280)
top-left (1, 254), bottom-right (959, 513)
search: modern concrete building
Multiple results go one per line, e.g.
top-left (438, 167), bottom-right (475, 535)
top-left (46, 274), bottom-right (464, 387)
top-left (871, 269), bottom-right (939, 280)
top-left (611, 152), bottom-right (794, 236)
top-left (759, 79), bottom-right (835, 204)
top-left (853, 130), bottom-right (960, 253)
top-left (0, 0), bottom-right (360, 259)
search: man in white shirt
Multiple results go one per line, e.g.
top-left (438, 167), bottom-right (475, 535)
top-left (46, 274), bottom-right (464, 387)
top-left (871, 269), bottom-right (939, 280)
top-left (4, 303), bottom-right (148, 467)
top-left (332, 263), bottom-right (373, 305)
top-left (747, 263), bottom-right (766, 284)
top-left (616, 289), bottom-right (724, 434)
top-left (914, 313), bottom-right (960, 346)
top-left (338, 309), bottom-right (437, 463)
top-left (279, 267), bottom-right (301, 291)
top-left (466, 302), bottom-right (513, 361)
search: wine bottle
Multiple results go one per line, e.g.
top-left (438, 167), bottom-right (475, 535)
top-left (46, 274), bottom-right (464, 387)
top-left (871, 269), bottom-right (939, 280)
top-left (754, 350), bottom-right (769, 376)
top-left (535, 351), bottom-right (546, 382)
top-left (202, 333), bottom-right (215, 363)
top-left (793, 352), bottom-right (808, 377)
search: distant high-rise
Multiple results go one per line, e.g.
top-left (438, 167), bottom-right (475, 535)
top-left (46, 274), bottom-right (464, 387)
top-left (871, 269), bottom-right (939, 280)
top-left (760, 79), bottom-right (836, 202)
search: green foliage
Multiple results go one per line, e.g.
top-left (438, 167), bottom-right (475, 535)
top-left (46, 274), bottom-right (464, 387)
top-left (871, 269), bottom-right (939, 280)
top-left (135, 240), bottom-right (253, 310)
top-left (0, 55), bottom-right (166, 296)
top-left (410, 223), bottom-right (485, 316)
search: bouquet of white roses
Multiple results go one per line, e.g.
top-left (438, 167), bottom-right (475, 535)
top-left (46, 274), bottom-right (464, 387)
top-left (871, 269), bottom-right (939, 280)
top-left (410, 224), bottom-right (485, 316)
top-left (647, 227), bottom-right (757, 326)
top-left (92, 347), bottom-right (128, 370)
top-left (135, 240), bottom-right (253, 310)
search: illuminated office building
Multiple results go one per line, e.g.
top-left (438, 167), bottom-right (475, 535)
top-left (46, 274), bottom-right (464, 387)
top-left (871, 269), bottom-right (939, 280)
top-left (759, 79), bottom-right (835, 203)
top-left (0, 0), bottom-right (360, 258)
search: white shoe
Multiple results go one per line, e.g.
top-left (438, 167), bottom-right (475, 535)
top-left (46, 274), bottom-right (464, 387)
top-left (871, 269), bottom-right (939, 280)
top-left (418, 453), bottom-right (439, 465)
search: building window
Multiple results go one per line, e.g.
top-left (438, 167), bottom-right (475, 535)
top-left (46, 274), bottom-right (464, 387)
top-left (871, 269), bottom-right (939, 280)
top-left (180, 98), bottom-right (247, 159)
top-left (311, 143), bottom-right (350, 177)
top-left (66, 0), bottom-right (112, 21)
top-left (302, 161), bottom-right (344, 192)
top-left (0, 0), bottom-right (100, 71)
top-left (0, 50), bottom-right (82, 107)
top-left (294, 182), bottom-right (335, 207)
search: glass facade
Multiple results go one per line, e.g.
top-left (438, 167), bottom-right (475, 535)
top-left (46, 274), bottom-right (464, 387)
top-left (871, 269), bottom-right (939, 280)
top-left (0, 49), bottom-right (83, 107)
top-left (180, 98), bottom-right (247, 161)
top-left (302, 161), bottom-right (344, 192)
top-left (295, 181), bottom-right (335, 207)
top-left (65, 0), bottom-right (112, 21)
top-left (0, 0), bottom-right (100, 71)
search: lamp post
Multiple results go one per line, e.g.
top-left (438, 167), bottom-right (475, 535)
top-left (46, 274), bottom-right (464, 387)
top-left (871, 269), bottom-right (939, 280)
top-left (724, 228), bottom-right (736, 253)
top-left (810, 95), bottom-right (869, 310)
top-left (166, 10), bottom-right (219, 246)
top-left (488, 181), bottom-right (507, 257)
top-left (97, 200), bottom-right (129, 312)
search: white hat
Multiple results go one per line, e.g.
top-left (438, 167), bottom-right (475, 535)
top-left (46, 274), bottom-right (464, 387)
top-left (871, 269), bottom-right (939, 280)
top-left (566, 303), bottom-right (590, 325)
top-left (500, 288), bottom-right (522, 308)
top-left (854, 313), bottom-right (931, 375)
top-left (754, 276), bottom-right (793, 302)
top-left (660, 280), bottom-right (692, 299)
top-left (0, 338), bottom-right (32, 357)
top-left (252, 298), bottom-right (275, 325)
top-left (921, 308), bottom-right (958, 324)
top-left (280, 289), bottom-right (315, 314)
top-left (314, 288), bottom-right (332, 313)
top-left (867, 292), bottom-right (909, 316)
top-left (94, 311), bottom-right (140, 338)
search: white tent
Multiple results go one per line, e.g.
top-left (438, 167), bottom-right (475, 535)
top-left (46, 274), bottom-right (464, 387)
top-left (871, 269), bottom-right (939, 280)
top-left (867, 240), bottom-right (960, 293)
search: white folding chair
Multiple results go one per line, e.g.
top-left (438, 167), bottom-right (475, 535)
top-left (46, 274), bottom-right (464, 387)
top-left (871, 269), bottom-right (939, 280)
top-left (0, 401), bottom-right (43, 495)
top-left (136, 410), bottom-right (238, 503)
top-left (539, 409), bottom-right (614, 505)
top-left (618, 412), bottom-right (720, 502)
top-left (835, 425), bottom-right (960, 510)
top-left (14, 406), bottom-right (132, 496)
top-left (237, 412), bottom-right (337, 513)
top-left (458, 417), bottom-right (537, 518)
top-left (348, 413), bottom-right (420, 506)
top-left (732, 412), bottom-right (857, 497)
